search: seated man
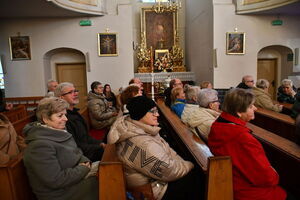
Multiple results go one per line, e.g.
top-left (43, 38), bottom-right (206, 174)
top-left (277, 79), bottom-right (296, 104)
top-left (45, 79), bottom-right (58, 97)
top-left (55, 82), bottom-right (105, 162)
top-left (164, 78), bottom-right (183, 107)
top-left (181, 87), bottom-right (220, 141)
top-left (236, 75), bottom-right (255, 89)
top-left (88, 81), bottom-right (117, 130)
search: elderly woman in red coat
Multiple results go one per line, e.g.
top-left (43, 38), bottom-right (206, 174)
top-left (208, 88), bottom-right (287, 200)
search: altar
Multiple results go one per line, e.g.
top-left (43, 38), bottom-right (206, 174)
top-left (134, 72), bottom-right (195, 97)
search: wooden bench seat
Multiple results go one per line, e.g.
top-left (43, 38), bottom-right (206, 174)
top-left (251, 107), bottom-right (297, 142)
top-left (157, 99), bottom-right (233, 200)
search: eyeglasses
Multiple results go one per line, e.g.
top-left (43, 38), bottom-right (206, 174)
top-left (246, 80), bottom-right (254, 83)
top-left (148, 108), bottom-right (159, 115)
top-left (61, 90), bottom-right (79, 96)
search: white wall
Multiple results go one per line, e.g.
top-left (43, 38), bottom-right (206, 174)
top-left (213, 0), bottom-right (300, 88)
top-left (0, 4), bottom-right (134, 97)
top-left (185, 0), bottom-right (213, 85)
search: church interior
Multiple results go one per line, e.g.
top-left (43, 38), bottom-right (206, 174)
top-left (0, 0), bottom-right (300, 200)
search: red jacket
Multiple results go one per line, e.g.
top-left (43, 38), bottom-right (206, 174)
top-left (208, 112), bottom-right (286, 200)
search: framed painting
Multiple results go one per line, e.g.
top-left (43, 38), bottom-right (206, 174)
top-left (226, 32), bottom-right (245, 55)
top-left (141, 8), bottom-right (177, 50)
top-left (98, 33), bottom-right (118, 56)
top-left (155, 49), bottom-right (169, 60)
top-left (9, 36), bottom-right (31, 60)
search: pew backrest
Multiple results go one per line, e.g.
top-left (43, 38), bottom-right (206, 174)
top-left (0, 153), bottom-right (35, 200)
top-left (252, 107), bottom-right (296, 142)
top-left (5, 96), bottom-right (43, 112)
top-left (2, 105), bottom-right (27, 123)
top-left (99, 144), bottom-right (127, 200)
top-left (157, 99), bottom-right (233, 200)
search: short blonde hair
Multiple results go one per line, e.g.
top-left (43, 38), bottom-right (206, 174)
top-left (36, 97), bottom-right (69, 123)
top-left (200, 81), bottom-right (212, 89)
top-left (171, 87), bottom-right (184, 104)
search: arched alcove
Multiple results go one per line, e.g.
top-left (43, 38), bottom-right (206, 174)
top-left (257, 45), bottom-right (293, 98)
top-left (43, 47), bottom-right (87, 108)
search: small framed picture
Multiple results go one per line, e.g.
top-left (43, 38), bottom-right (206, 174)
top-left (155, 49), bottom-right (169, 60)
top-left (9, 36), bottom-right (31, 60)
top-left (226, 32), bottom-right (245, 55)
top-left (98, 33), bottom-right (118, 56)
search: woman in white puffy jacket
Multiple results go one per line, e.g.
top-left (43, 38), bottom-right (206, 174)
top-left (108, 96), bottom-right (199, 200)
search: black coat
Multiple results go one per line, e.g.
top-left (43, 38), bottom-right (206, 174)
top-left (66, 108), bottom-right (104, 162)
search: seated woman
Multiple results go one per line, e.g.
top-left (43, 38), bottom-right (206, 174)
top-left (277, 79), bottom-right (296, 104)
top-left (108, 96), bottom-right (199, 200)
top-left (0, 113), bottom-right (26, 164)
top-left (120, 84), bottom-right (143, 114)
top-left (208, 88), bottom-right (286, 200)
top-left (252, 79), bottom-right (283, 112)
top-left (88, 81), bottom-right (118, 130)
top-left (23, 97), bottom-right (98, 200)
top-left (200, 81), bottom-right (213, 89)
top-left (103, 84), bottom-right (117, 108)
top-left (170, 87), bottom-right (186, 118)
top-left (181, 88), bottom-right (220, 141)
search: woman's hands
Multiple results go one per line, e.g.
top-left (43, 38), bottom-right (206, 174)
top-left (79, 162), bottom-right (91, 169)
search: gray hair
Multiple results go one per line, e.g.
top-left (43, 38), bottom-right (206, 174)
top-left (256, 79), bottom-right (269, 89)
top-left (36, 97), bottom-right (69, 123)
top-left (197, 89), bottom-right (218, 108)
top-left (281, 79), bottom-right (293, 87)
top-left (185, 86), bottom-right (200, 101)
top-left (47, 79), bottom-right (57, 88)
top-left (54, 82), bottom-right (74, 97)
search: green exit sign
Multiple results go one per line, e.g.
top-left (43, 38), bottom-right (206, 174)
top-left (79, 20), bottom-right (92, 26)
top-left (272, 19), bottom-right (283, 26)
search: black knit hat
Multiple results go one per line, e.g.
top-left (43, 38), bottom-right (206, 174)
top-left (126, 96), bottom-right (156, 120)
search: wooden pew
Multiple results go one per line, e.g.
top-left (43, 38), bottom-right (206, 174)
top-left (251, 107), bottom-right (297, 142)
top-left (5, 96), bottom-right (43, 112)
top-left (247, 123), bottom-right (300, 198)
top-left (2, 105), bottom-right (27, 123)
top-left (0, 153), bottom-right (35, 200)
top-left (99, 144), bottom-right (127, 200)
top-left (157, 99), bottom-right (233, 200)
top-left (1, 114), bottom-right (36, 200)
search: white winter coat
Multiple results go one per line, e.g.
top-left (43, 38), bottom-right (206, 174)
top-left (108, 115), bottom-right (193, 200)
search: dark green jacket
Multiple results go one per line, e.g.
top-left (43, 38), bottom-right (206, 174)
top-left (23, 122), bottom-right (98, 200)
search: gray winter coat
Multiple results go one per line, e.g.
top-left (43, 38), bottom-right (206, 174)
top-left (87, 91), bottom-right (117, 129)
top-left (23, 122), bottom-right (98, 200)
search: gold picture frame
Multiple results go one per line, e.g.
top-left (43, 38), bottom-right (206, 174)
top-left (141, 7), bottom-right (178, 50)
top-left (155, 49), bottom-right (169, 60)
top-left (9, 36), bottom-right (31, 60)
top-left (98, 33), bottom-right (118, 56)
top-left (226, 32), bottom-right (245, 55)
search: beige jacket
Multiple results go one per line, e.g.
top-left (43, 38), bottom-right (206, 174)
top-left (252, 87), bottom-right (282, 112)
top-left (181, 104), bottom-right (220, 141)
top-left (87, 91), bottom-right (117, 129)
top-left (0, 114), bottom-right (26, 164)
top-left (108, 115), bottom-right (194, 200)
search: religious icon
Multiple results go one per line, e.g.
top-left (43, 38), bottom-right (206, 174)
top-left (98, 33), bottom-right (118, 56)
top-left (226, 32), bottom-right (245, 55)
top-left (9, 36), bottom-right (31, 60)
